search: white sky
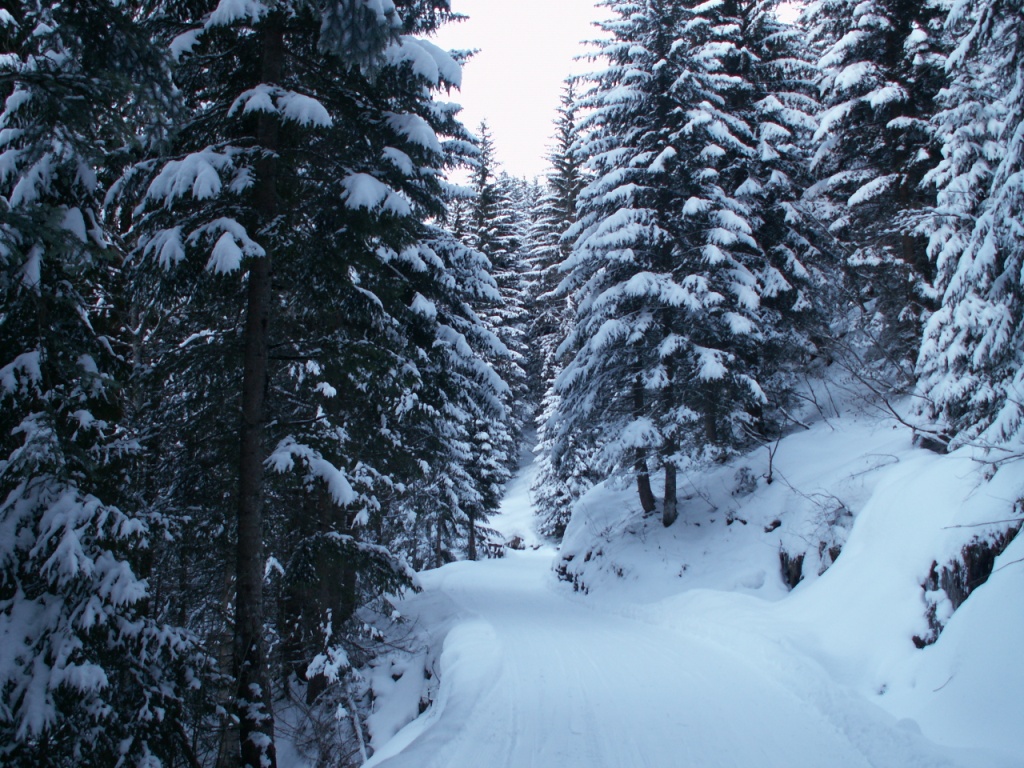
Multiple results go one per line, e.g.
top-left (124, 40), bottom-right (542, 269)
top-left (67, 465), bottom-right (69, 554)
top-left (431, 0), bottom-right (608, 181)
top-left (429, 2), bottom-right (802, 181)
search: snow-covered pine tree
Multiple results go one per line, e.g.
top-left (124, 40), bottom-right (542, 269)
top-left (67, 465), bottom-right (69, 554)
top-left (451, 122), bottom-right (526, 551)
top-left (368, 184), bottom-right (510, 569)
top-left (550, 0), bottom-right (822, 526)
top-left (260, 7), bottom-right (512, 746)
top-left (390, 229), bottom-right (511, 567)
top-left (467, 126), bottom-right (529, 430)
top-left (0, 4), bottom-right (199, 765)
top-left (131, 6), bottom-right (326, 763)
top-left (553, 0), bottom-right (693, 522)
top-left (803, 0), bottom-right (947, 380)
top-left (264, 9), bottom-right (478, 700)
top-left (494, 170), bottom-right (536, 421)
top-left (735, 0), bottom-right (832, 404)
top-left (525, 81), bottom-right (586, 398)
top-left (127, 1), bottom-right (482, 763)
top-left (528, 80), bottom-right (590, 539)
top-left (915, 0), bottom-right (1024, 448)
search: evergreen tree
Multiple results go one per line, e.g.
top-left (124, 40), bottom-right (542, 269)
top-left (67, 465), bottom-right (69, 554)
top-left (552, 0), bottom-right (822, 525)
top-left (528, 81), bottom-right (590, 539)
top-left (409, 231), bottom-right (511, 564)
top-left (0, 4), bottom-right (199, 765)
top-left (452, 122), bottom-right (526, 550)
top-left (915, 0), bottom-right (1024, 448)
top-left (525, 81), bottom-right (586, 397)
top-left (803, 0), bottom-right (947, 378)
top-left (494, 171), bottom-right (536, 417)
top-left (465, 126), bottom-right (529, 426)
top-left (126, 1), bottom-right (485, 763)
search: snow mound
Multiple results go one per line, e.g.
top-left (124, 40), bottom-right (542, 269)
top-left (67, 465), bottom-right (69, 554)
top-left (557, 406), bottom-right (1024, 761)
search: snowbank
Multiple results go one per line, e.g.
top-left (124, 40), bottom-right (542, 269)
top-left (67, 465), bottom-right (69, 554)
top-left (556, 406), bottom-right (1024, 761)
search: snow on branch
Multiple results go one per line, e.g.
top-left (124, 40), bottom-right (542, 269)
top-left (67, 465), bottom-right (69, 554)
top-left (385, 112), bottom-right (442, 153)
top-left (207, 0), bottom-right (269, 29)
top-left (267, 437), bottom-right (357, 508)
top-left (140, 149), bottom-right (241, 209)
top-left (0, 350), bottom-right (42, 393)
top-left (386, 36), bottom-right (462, 88)
top-left (185, 217), bottom-right (266, 274)
top-left (228, 85), bottom-right (333, 129)
top-left (847, 174), bottom-right (899, 207)
top-left (341, 173), bottom-right (412, 216)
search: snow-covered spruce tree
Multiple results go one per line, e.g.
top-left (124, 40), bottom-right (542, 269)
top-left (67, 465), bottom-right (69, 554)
top-left (552, 0), bottom-right (823, 526)
top-left (467, 126), bottom-right (529, 428)
top-left (129, 6), bottom-right (314, 763)
top-left (667, 0), bottom-right (825, 509)
top-left (803, 0), bottom-right (948, 381)
top-left (527, 81), bottom-right (590, 539)
top-left (388, 230), bottom-right (511, 568)
top-left (0, 4), bottom-right (200, 765)
top-left (553, 0), bottom-right (690, 521)
top-left (263, 14), bottom-right (476, 701)
top-left (737, 0), bottom-right (832, 381)
top-left (127, 1), bottom-right (480, 764)
top-left (915, 0), bottom-right (1024, 448)
top-left (494, 171), bottom-right (537, 413)
top-left (453, 122), bottom-right (525, 549)
top-left (257, 11), bottom-right (510, 749)
top-left (525, 81), bottom-right (586, 396)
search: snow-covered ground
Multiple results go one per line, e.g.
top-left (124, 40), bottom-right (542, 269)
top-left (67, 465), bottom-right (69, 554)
top-left (364, 406), bottom-right (1024, 767)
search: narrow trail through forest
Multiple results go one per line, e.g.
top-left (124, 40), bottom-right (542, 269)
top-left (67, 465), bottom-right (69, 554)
top-left (364, 451), bottom-right (996, 768)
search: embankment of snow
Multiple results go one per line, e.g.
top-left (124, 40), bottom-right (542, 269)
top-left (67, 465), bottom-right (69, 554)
top-left (557, 408), bottom-right (1023, 760)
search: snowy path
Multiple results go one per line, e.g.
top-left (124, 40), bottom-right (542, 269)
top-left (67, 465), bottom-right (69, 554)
top-left (365, 453), bottom-right (1005, 768)
top-left (367, 552), bottom-right (986, 768)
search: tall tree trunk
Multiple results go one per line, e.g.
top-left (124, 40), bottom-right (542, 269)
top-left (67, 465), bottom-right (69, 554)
top-left (662, 344), bottom-right (678, 527)
top-left (636, 464), bottom-right (656, 515)
top-left (662, 463), bottom-right (677, 527)
top-left (468, 511), bottom-right (477, 561)
top-left (633, 374), bottom-right (656, 514)
top-left (235, 15), bottom-right (282, 768)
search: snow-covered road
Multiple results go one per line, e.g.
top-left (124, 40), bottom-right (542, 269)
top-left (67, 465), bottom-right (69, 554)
top-left (366, 555), bottom-right (993, 767)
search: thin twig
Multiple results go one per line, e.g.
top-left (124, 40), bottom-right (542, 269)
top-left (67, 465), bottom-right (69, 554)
top-left (932, 675), bottom-right (954, 693)
top-left (780, 407), bottom-right (811, 430)
top-left (994, 556), bottom-right (1024, 574)
top-left (942, 518), bottom-right (1024, 530)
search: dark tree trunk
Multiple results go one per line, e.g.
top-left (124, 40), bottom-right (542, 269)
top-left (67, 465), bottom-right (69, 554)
top-left (663, 463), bottom-right (677, 527)
top-left (468, 512), bottom-right (477, 561)
top-left (704, 404), bottom-right (718, 446)
top-left (636, 467), bottom-right (656, 514)
top-left (662, 346), bottom-right (678, 527)
top-left (633, 374), bottom-right (656, 514)
top-left (235, 15), bottom-right (282, 768)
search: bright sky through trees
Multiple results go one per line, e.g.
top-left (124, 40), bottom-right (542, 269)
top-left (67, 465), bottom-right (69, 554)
top-left (432, 1), bottom-right (801, 181)
top-left (432, 0), bottom-right (606, 180)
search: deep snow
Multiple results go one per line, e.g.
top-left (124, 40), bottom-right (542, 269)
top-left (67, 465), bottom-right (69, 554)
top-left (364, 405), bottom-right (1024, 767)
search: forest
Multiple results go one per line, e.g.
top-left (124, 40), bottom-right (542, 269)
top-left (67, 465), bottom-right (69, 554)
top-left (0, 0), bottom-right (1022, 766)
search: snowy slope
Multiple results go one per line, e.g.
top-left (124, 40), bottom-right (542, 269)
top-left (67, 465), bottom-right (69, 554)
top-left (556, 409), bottom-right (1024, 761)
top-left (365, 406), bottom-right (1023, 767)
